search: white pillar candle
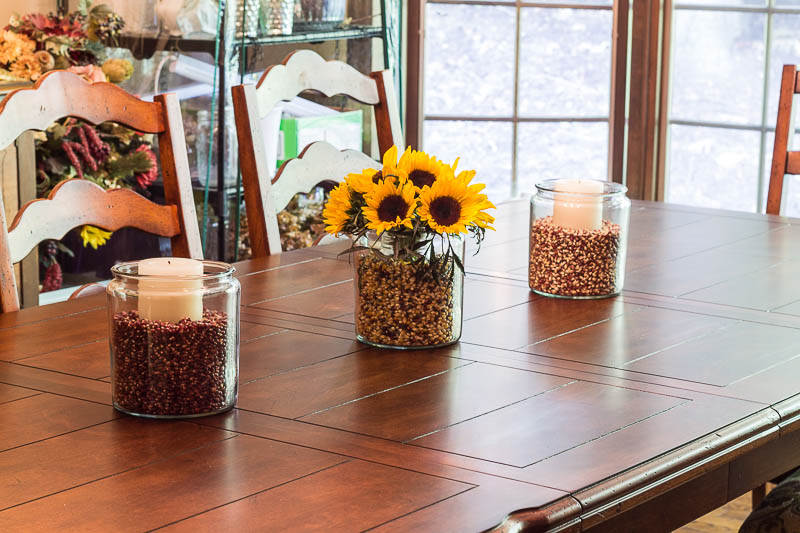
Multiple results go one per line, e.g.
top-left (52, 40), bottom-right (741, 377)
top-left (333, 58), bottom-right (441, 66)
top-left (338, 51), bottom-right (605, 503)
top-left (552, 179), bottom-right (605, 231)
top-left (137, 257), bottom-right (204, 323)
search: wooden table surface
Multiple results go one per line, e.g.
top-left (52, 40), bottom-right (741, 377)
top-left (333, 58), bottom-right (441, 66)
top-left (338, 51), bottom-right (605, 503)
top-left (2, 199), bottom-right (800, 532)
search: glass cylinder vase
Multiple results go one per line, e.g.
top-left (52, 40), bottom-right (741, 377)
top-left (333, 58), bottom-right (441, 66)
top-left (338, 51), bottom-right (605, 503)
top-left (529, 179), bottom-right (630, 299)
top-left (353, 233), bottom-right (465, 349)
top-left (107, 260), bottom-right (241, 418)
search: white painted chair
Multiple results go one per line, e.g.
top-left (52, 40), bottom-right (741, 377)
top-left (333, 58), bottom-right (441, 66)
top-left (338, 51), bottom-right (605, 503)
top-left (231, 49), bottom-right (403, 256)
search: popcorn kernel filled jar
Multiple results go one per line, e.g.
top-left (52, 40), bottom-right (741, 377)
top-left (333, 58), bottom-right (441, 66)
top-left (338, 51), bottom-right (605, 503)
top-left (107, 259), bottom-right (240, 418)
top-left (353, 232), bottom-right (465, 349)
top-left (529, 179), bottom-right (630, 298)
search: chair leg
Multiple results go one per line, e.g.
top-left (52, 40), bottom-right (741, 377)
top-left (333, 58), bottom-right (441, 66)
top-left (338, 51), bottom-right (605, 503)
top-left (752, 483), bottom-right (767, 509)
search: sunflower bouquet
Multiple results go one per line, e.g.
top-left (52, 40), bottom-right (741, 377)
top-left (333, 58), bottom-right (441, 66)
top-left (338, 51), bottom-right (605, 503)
top-left (322, 146), bottom-right (495, 349)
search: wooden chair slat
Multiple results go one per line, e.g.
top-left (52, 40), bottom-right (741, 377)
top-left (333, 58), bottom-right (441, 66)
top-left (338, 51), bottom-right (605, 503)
top-left (254, 50), bottom-right (380, 118)
top-left (68, 282), bottom-right (107, 300)
top-left (7, 180), bottom-right (180, 264)
top-left (0, 71), bottom-right (164, 151)
top-left (370, 70), bottom-right (404, 157)
top-left (786, 152), bottom-right (800, 175)
top-left (0, 191), bottom-right (20, 313)
top-left (767, 65), bottom-right (800, 216)
top-left (271, 142), bottom-right (380, 213)
top-left (154, 93), bottom-right (203, 259)
top-left (234, 50), bottom-right (403, 257)
top-left (233, 83), bottom-right (283, 257)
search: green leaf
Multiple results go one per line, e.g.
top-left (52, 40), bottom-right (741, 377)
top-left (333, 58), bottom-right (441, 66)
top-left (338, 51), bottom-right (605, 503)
top-left (107, 151), bottom-right (153, 180)
top-left (452, 252), bottom-right (465, 274)
top-left (56, 242), bottom-right (75, 258)
top-left (77, 0), bottom-right (91, 15)
top-left (412, 238), bottom-right (432, 250)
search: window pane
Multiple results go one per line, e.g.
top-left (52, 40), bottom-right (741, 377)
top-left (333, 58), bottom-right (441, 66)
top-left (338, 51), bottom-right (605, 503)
top-left (767, 14), bottom-right (800, 129)
top-left (423, 120), bottom-right (513, 201)
top-left (667, 125), bottom-right (760, 212)
top-left (518, 8), bottom-right (612, 118)
top-left (424, 4), bottom-right (516, 118)
top-left (783, 176), bottom-right (800, 217)
top-left (516, 121), bottom-right (608, 195)
top-left (670, 10), bottom-right (765, 125)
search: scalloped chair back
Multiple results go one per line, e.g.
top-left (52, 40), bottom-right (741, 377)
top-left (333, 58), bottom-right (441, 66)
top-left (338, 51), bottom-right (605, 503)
top-left (232, 49), bottom-right (403, 256)
top-left (0, 70), bottom-right (202, 313)
top-left (768, 64), bottom-right (800, 215)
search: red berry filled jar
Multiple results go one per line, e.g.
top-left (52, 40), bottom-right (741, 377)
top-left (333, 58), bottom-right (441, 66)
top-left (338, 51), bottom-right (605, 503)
top-left (107, 259), bottom-right (240, 418)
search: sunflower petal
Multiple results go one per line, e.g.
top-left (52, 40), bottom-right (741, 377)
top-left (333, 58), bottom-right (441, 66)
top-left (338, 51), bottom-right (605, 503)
top-left (382, 145), bottom-right (398, 168)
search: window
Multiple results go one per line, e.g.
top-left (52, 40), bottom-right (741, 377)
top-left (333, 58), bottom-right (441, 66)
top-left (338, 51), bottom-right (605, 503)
top-left (665, 0), bottom-right (800, 215)
top-left (421, 1), bottom-right (615, 202)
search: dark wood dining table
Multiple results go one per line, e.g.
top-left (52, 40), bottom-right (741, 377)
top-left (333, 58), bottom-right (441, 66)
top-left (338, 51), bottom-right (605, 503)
top-left (2, 199), bottom-right (800, 532)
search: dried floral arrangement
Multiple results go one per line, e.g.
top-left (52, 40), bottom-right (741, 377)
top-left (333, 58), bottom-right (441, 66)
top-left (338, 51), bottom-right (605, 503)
top-left (0, 1), bottom-right (125, 83)
top-left (35, 113), bottom-right (158, 291)
top-left (35, 121), bottom-right (157, 197)
top-left (235, 190), bottom-right (329, 260)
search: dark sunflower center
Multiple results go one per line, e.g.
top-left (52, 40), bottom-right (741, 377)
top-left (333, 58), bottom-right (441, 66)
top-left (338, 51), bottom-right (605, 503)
top-left (429, 196), bottom-right (461, 226)
top-left (377, 195), bottom-right (409, 222)
top-left (409, 169), bottom-right (436, 188)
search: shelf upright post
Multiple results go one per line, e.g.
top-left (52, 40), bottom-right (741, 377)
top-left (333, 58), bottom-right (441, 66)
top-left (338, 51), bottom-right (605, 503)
top-left (216, 8), bottom-right (228, 261)
top-left (380, 0), bottom-right (390, 71)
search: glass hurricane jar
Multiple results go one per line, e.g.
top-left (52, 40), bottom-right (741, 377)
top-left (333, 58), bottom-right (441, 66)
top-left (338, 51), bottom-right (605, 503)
top-left (107, 260), bottom-right (241, 418)
top-left (529, 179), bottom-right (630, 299)
top-left (353, 233), bottom-right (465, 349)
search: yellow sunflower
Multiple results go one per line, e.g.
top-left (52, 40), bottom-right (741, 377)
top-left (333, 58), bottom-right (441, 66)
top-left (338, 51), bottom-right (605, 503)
top-left (473, 198), bottom-right (497, 230)
top-left (418, 174), bottom-right (489, 234)
top-left (322, 183), bottom-right (353, 235)
top-left (344, 171), bottom-right (376, 195)
top-left (362, 178), bottom-right (416, 234)
top-left (449, 169), bottom-right (496, 230)
top-left (381, 145), bottom-right (400, 168)
top-left (398, 148), bottom-right (451, 190)
top-left (80, 225), bottom-right (113, 249)
top-left (343, 147), bottom-right (410, 196)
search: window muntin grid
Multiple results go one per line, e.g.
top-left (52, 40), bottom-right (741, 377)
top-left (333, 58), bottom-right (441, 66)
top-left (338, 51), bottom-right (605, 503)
top-left (666, 1), bottom-right (800, 213)
top-left (423, 1), bottom-right (614, 200)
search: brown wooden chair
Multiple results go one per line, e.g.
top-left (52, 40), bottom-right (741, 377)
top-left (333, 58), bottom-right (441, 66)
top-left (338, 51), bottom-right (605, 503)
top-left (753, 67), bottom-right (800, 502)
top-left (232, 49), bottom-right (403, 256)
top-left (0, 70), bottom-right (202, 313)
top-left (767, 64), bottom-right (800, 215)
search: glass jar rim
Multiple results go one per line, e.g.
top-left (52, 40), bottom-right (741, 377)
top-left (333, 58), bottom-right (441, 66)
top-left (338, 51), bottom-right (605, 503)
top-left (110, 260), bottom-right (236, 281)
top-left (534, 179), bottom-right (628, 197)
